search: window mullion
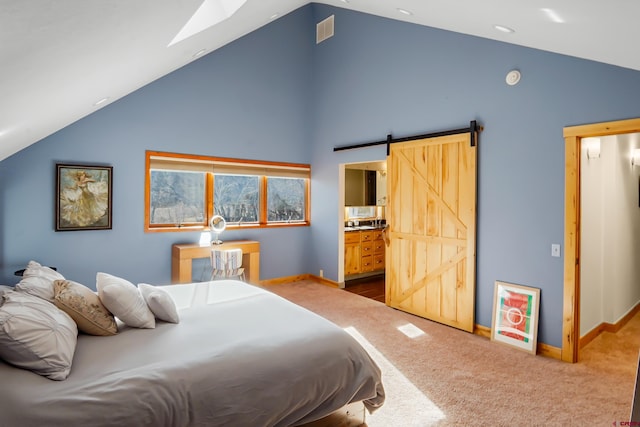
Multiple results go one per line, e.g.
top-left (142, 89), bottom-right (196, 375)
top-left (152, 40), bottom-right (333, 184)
top-left (260, 176), bottom-right (267, 225)
top-left (206, 173), bottom-right (214, 227)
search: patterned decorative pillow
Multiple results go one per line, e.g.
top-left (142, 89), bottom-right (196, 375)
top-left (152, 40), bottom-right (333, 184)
top-left (138, 284), bottom-right (180, 324)
top-left (53, 280), bottom-right (117, 336)
top-left (96, 273), bottom-right (155, 329)
top-left (0, 291), bottom-right (78, 380)
top-left (15, 260), bottom-right (65, 302)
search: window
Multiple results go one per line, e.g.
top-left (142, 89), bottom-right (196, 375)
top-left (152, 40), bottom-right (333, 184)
top-left (214, 174), bottom-right (259, 223)
top-left (149, 171), bottom-right (205, 226)
top-left (267, 177), bottom-right (306, 222)
top-left (145, 151), bottom-right (310, 232)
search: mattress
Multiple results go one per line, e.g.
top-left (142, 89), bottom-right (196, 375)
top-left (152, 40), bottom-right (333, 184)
top-left (0, 280), bottom-right (384, 426)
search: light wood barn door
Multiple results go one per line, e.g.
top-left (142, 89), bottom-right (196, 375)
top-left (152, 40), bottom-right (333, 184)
top-left (385, 133), bottom-right (477, 332)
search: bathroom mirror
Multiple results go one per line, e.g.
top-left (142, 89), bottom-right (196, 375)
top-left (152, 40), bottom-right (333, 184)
top-left (345, 161), bottom-right (386, 206)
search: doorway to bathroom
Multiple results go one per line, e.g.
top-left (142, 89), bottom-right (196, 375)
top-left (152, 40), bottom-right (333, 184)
top-left (341, 161), bottom-right (387, 301)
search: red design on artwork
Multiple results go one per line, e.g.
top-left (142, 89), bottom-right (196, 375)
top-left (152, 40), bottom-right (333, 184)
top-left (497, 290), bottom-right (531, 342)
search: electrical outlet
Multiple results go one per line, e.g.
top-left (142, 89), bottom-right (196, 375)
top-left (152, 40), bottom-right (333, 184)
top-left (551, 244), bottom-right (561, 257)
top-left (319, 269), bottom-right (324, 278)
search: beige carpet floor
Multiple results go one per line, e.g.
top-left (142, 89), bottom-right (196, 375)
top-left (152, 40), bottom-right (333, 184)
top-left (266, 280), bottom-right (639, 427)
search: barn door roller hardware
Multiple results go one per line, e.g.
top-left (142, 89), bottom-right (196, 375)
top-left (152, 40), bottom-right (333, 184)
top-left (333, 120), bottom-right (482, 155)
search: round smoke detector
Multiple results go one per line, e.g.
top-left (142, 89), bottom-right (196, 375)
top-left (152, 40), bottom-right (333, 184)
top-left (505, 70), bottom-right (521, 86)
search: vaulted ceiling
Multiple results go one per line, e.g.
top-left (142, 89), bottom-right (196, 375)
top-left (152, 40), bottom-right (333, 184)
top-left (2, 0), bottom-right (638, 160)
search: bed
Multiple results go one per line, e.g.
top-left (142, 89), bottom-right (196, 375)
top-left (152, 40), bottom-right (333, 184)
top-left (0, 278), bottom-right (385, 427)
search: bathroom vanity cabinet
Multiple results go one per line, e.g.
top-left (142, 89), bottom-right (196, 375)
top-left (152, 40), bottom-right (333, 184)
top-left (344, 229), bottom-right (385, 276)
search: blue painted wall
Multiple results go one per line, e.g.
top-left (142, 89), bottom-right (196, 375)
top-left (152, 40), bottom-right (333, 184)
top-left (0, 6), bottom-right (315, 287)
top-left (2, 4), bottom-right (640, 347)
top-left (306, 4), bottom-right (640, 348)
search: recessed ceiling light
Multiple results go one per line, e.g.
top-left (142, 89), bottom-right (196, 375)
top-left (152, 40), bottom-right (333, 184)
top-left (93, 97), bottom-right (109, 107)
top-left (269, 13), bottom-right (279, 20)
top-left (493, 24), bottom-right (515, 33)
top-left (541, 8), bottom-right (564, 23)
top-left (339, 0), bottom-right (349, 3)
top-left (193, 49), bottom-right (207, 58)
top-left (397, 8), bottom-right (413, 16)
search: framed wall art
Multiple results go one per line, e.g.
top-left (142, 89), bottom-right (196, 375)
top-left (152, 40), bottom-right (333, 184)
top-left (491, 281), bottom-right (540, 354)
top-left (55, 164), bottom-right (113, 231)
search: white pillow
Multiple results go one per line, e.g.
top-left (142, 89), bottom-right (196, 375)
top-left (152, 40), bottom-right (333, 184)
top-left (15, 260), bottom-right (65, 302)
top-left (96, 273), bottom-right (155, 329)
top-left (0, 285), bottom-right (14, 301)
top-left (0, 291), bottom-right (78, 380)
top-left (138, 284), bottom-right (180, 324)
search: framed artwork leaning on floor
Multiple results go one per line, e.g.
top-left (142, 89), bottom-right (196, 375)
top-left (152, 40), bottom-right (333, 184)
top-left (55, 164), bottom-right (113, 231)
top-left (491, 281), bottom-right (540, 355)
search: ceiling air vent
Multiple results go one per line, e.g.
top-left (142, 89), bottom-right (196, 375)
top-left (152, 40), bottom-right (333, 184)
top-left (316, 15), bottom-right (334, 44)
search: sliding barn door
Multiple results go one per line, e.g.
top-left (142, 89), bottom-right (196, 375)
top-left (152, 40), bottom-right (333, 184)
top-left (385, 133), bottom-right (477, 332)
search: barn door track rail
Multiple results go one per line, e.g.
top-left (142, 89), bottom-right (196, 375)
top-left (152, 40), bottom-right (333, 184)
top-left (333, 120), bottom-right (482, 155)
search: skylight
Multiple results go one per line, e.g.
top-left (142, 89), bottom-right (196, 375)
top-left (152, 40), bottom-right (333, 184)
top-left (168, 0), bottom-right (247, 47)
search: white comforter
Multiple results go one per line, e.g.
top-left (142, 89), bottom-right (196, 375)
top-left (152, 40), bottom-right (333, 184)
top-left (0, 280), bottom-right (385, 426)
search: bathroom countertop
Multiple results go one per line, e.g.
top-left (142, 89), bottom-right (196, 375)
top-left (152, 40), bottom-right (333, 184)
top-left (344, 225), bottom-right (386, 231)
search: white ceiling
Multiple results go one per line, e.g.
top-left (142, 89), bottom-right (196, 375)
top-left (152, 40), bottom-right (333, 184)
top-left (2, 0), bottom-right (639, 161)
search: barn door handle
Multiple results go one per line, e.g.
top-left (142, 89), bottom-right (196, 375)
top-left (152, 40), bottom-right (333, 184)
top-left (381, 225), bottom-right (390, 247)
